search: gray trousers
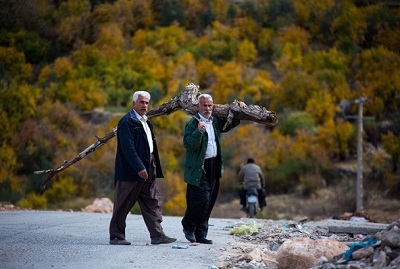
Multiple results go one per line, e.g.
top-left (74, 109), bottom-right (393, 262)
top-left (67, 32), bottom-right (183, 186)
top-left (109, 156), bottom-right (165, 240)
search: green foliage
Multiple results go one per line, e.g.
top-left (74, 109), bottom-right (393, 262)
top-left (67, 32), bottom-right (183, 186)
top-left (160, 0), bottom-right (185, 27)
top-left (320, 165), bottom-right (340, 186)
top-left (268, 160), bottom-right (304, 193)
top-left (0, 46), bottom-right (32, 85)
top-left (299, 173), bottom-right (324, 197)
top-left (293, 0), bottom-right (337, 42)
top-left (18, 193), bottom-right (48, 209)
top-left (382, 132), bottom-right (400, 172)
top-left (0, 30), bottom-right (52, 64)
top-left (331, 0), bottom-right (367, 53)
top-left (304, 48), bottom-right (349, 75)
top-left (278, 111), bottom-right (316, 136)
top-left (44, 176), bottom-right (78, 203)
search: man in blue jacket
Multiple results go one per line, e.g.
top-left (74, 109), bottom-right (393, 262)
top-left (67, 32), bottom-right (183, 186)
top-left (109, 91), bottom-right (176, 245)
top-left (182, 94), bottom-right (246, 244)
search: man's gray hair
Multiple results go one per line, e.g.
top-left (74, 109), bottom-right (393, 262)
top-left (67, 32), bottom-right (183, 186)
top-left (133, 91), bottom-right (151, 102)
top-left (198, 93), bottom-right (213, 103)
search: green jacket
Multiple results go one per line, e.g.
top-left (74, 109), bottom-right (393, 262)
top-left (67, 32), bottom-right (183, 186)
top-left (183, 114), bottom-right (240, 186)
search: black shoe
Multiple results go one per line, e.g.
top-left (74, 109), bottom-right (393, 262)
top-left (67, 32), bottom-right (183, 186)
top-left (196, 237), bottom-right (213, 244)
top-left (183, 229), bottom-right (196, 243)
top-left (109, 238), bottom-right (131, 245)
top-left (151, 235), bottom-right (177, 245)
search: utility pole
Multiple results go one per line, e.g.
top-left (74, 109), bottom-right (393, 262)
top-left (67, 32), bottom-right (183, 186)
top-left (344, 96), bottom-right (374, 211)
top-left (354, 96), bottom-right (367, 212)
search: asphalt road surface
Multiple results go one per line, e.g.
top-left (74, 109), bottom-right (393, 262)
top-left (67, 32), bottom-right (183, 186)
top-left (0, 211), bottom-right (240, 269)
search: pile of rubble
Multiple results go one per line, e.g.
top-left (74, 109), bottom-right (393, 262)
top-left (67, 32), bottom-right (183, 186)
top-left (218, 217), bottom-right (399, 269)
top-left (0, 203), bottom-right (24, 211)
top-left (313, 219), bottom-right (400, 269)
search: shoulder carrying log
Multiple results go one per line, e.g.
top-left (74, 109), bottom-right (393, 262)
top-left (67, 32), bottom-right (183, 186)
top-left (34, 83), bottom-right (278, 188)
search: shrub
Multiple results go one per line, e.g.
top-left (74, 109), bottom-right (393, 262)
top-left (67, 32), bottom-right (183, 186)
top-left (18, 192), bottom-right (47, 209)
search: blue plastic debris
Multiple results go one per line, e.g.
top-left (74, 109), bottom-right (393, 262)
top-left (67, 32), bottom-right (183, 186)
top-left (171, 244), bottom-right (189, 249)
top-left (343, 236), bottom-right (377, 262)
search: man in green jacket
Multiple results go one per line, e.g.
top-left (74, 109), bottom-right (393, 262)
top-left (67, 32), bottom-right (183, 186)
top-left (182, 94), bottom-right (246, 244)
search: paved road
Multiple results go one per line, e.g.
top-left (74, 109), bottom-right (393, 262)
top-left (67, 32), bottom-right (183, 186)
top-left (0, 211), bottom-right (241, 269)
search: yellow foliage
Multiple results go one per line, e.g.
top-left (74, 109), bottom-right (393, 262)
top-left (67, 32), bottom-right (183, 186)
top-left (126, 47), bottom-right (166, 82)
top-left (95, 23), bottom-right (124, 57)
top-left (279, 26), bottom-right (310, 53)
top-left (212, 61), bottom-right (243, 103)
top-left (211, 0), bottom-right (229, 22)
top-left (44, 176), bottom-right (78, 203)
top-left (18, 193), bottom-right (48, 209)
top-left (209, 21), bottom-right (239, 42)
top-left (162, 171), bottom-right (186, 216)
top-left (0, 46), bottom-right (32, 82)
top-left (316, 119), bottom-right (337, 156)
top-left (132, 29), bottom-right (147, 50)
top-left (335, 119), bottom-right (354, 159)
top-left (196, 58), bottom-right (217, 86)
top-left (275, 72), bottom-right (321, 111)
top-left (292, 0), bottom-right (336, 39)
top-left (382, 132), bottom-right (400, 158)
top-left (354, 47), bottom-right (400, 119)
top-left (54, 57), bottom-right (74, 79)
top-left (257, 28), bottom-right (275, 52)
top-left (304, 48), bottom-right (348, 74)
top-left (0, 145), bottom-right (18, 184)
top-left (331, 0), bottom-right (367, 45)
top-left (236, 39), bottom-right (257, 64)
top-left (305, 92), bottom-right (338, 124)
top-left (64, 78), bottom-right (107, 110)
top-left (233, 17), bottom-right (260, 43)
top-left (292, 129), bottom-right (316, 160)
top-left (274, 42), bottom-right (303, 71)
top-left (172, 52), bottom-right (198, 82)
top-left (247, 70), bottom-right (275, 102)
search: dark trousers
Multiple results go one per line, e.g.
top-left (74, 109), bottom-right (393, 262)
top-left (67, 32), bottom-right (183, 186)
top-left (182, 157), bottom-right (219, 239)
top-left (109, 155), bottom-right (165, 240)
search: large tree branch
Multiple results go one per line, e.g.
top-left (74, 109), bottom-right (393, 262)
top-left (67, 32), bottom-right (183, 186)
top-left (34, 83), bottom-right (278, 189)
top-left (147, 83), bottom-right (278, 125)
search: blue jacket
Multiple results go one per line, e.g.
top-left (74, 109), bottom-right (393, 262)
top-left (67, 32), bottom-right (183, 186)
top-left (183, 114), bottom-right (240, 186)
top-left (114, 109), bottom-right (163, 182)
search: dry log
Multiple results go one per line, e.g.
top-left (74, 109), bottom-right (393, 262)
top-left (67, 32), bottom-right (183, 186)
top-left (147, 83), bottom-right (278, 126)
top-left (34, 83), bottom-right (278, 189)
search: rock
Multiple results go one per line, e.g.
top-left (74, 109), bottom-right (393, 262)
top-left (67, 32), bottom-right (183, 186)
top-left (377, 229), bottom-right (400, 247)
top-left (276, 238), bottom-right (348, 269)
top-left (238, 247), bottom-right (279, 268)
top-left (81, 197), bottom-right (113, 213)
top-left (351, 246), bottom-right (374, 260)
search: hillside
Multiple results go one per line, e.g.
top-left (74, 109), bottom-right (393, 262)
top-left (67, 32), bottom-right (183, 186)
top-left (1, 0), bottom-right (399, 213)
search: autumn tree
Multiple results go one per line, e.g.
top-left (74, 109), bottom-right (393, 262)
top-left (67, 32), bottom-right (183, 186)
top-left (353, 46), bottom-right (400, 119)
